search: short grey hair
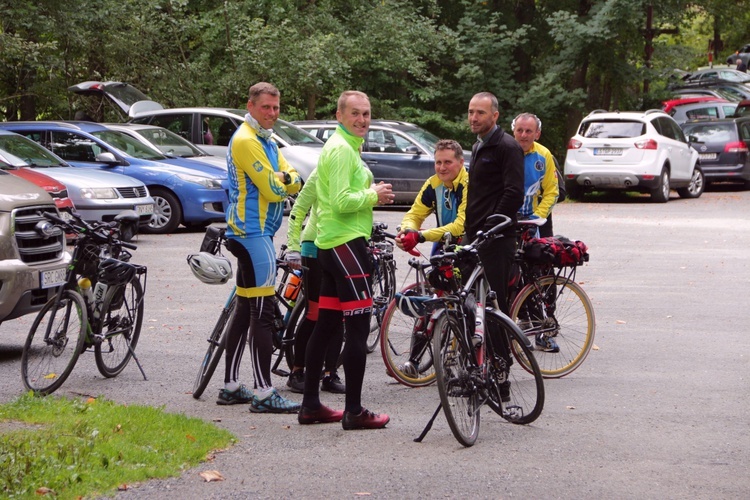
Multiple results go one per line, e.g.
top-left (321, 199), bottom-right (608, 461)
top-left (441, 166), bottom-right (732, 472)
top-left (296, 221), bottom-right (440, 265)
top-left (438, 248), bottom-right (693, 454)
top-left (511, 113), bottom-right (542, 132)
top-left (471, 92), bottom-right (498, 112)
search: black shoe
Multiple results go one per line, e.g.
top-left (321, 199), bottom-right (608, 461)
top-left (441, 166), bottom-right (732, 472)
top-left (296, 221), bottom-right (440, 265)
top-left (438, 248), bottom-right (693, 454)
top-left (286, 370), bottom-right (304, 394)
top-left (342, 407), bottom-right (390, 430)
top-left (321, 373), bottom-right (346, 394)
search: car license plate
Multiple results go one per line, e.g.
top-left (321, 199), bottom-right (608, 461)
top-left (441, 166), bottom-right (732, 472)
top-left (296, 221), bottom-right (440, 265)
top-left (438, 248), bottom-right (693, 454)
top-left (40, 267), bottom-right (67, 289)
top-left (136, 204), bottom-right (153, 215)
top-left (699, 153), bottom-right (717, 161)
top-left (594, 148), bottom-right (623, 156)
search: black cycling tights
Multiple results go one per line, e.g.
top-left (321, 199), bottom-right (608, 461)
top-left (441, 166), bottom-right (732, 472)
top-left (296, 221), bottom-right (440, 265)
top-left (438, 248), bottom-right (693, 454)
top-left (303, 310), bottom-right (369, 414)
top-left (224, 295), bottom-right (275, 391)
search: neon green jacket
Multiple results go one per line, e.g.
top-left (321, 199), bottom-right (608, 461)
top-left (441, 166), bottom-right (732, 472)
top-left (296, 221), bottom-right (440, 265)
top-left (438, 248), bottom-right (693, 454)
top-left (286, 168), bottom-right (319, 253)
top-left (314, 125), bottom-right (377, 250)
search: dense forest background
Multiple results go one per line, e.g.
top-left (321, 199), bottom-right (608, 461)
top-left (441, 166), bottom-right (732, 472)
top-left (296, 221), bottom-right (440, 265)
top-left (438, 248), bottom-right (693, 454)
top-left (2, 0), bottom-right (749, 158)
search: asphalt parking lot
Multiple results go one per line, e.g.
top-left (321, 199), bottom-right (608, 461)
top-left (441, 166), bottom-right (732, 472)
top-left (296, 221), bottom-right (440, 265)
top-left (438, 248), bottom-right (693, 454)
top-left (1, 187), bottom-right (748, 499)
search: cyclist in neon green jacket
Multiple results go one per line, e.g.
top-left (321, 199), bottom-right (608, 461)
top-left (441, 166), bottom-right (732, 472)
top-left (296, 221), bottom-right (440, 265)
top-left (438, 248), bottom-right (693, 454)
top-left (297, 91), bottom-right (394, 430)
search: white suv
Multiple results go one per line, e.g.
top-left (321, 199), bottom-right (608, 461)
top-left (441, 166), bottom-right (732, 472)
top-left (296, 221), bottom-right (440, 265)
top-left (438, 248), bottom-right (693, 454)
top-left (564, 109), bottom-right (704, 202)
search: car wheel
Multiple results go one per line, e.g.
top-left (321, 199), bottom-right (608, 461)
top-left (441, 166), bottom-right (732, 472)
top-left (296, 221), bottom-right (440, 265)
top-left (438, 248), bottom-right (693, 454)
top-left (143, 188), bottom-right (182, 234)
top-left (677, 167), bottom-right (705, 199)
top-left (650, 168), bottom-right (670, 203)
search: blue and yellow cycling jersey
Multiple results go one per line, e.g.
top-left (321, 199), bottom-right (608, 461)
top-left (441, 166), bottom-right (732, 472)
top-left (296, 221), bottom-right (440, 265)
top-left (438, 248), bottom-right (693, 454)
top-left (519, 141), bottom-right (558, 219)
top-left (400, 167), bottom-right (468, 243)
top-left (225, 120), bottom-right (301, 238)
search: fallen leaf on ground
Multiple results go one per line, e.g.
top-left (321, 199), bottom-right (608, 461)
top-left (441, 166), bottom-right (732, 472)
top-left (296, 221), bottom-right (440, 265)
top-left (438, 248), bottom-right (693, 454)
top-left (592, 344), bottom-right (599, 350)
top-left (186, 434), bottom-right (196, 442)
top-left (566, 406), bottom-right (576, 410)
top-left (118, 484), bottom-right (129, 491)
top-left (616, 320), bottom-right (626, 324)
top-left (199, 470), bottom-right (225, 482)
top-left (35, 487), bottom-right (55, 495)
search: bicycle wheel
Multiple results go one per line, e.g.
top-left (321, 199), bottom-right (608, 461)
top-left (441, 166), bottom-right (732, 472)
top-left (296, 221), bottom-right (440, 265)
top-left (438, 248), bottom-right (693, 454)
top-left (367, 253), bottom-right (396, 352)
top-left (509, 275), bottom-right (595, 378)
top-left (433, 312), bottom-right (480, 447)
top-left (95, 276), bottom-right (144, 377)
top-left (380, 282), bottom-right (436, 387)
top-left (192, 295), bottom-right (235, 399)
top-left (485, 310), bottom-right (544, 425)
top-left (274, 294), bottom-right (306, 374)
top-left (22, 290), bottom-right (87, 395)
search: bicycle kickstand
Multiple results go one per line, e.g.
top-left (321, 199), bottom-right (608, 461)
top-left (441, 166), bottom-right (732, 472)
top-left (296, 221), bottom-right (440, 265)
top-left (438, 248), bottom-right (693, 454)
top-left (126, 341), bottom-right (148, 381)
top-left (413, 403), bottom-right (442, 443)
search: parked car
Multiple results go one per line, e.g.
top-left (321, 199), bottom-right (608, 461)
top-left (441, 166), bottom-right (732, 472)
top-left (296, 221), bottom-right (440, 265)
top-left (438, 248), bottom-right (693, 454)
top-left (67, 81), bottom-right (322, 181)
top-left (671, 82), bottom-right (750, 102)
top-left (293, 119), bottom-right (471, 203)
top-left (0, 172), bottom-right (71, 325)
top-left (666, 100), bottom-right (738, 124)
top-left (680, 117), bottom-right (750, 186)
top-left (129, 109), bottom-right (322, 180)
top-left (102, 123), bottom-right (227, 170)
top-left (0, 121), bottom-right (227, 234)
top-left (733, 99), bottom-right (750, 117)
top-left (563, 109), bottom-right (704, 202)
top-left (0, 130), bottom-right (154, 230)
top-left (662, 96), bottom-right (727, 114)
top-left (681, 68), bottom-right (750, 84)
top-left (1, 159), bottom-right (74, 219)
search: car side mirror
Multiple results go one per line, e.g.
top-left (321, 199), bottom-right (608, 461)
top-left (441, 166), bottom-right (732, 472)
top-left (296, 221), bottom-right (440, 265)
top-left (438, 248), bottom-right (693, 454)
top-left (404, 145), bottom-right (421, 155)
top-left (688, 135), bottom-right (699, 143)
top-left (95, 152), bottom-right (119, 165)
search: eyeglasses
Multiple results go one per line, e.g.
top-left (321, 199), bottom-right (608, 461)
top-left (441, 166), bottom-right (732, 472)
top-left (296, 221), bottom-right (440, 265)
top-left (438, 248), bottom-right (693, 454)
top-left (443, 189), bottom-right (452, 211)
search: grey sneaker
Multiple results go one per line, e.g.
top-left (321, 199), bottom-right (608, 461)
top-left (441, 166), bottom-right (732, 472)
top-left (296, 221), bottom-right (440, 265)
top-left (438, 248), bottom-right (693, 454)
top-left (286, 370), bottom-right (304, 394)
top-left (249, 389), bottom-right (301, 414)
top-left (216, 384), bottom-right (253, 405)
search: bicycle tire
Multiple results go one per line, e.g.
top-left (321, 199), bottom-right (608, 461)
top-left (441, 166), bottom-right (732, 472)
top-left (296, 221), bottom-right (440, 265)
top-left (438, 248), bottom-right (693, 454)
top-left (509, 275), bottom-right (595, 378)
top-left (380, 282), bottom-right (436, 387)
top-left (433, 312), bottom-right (480, 447)
top-left (484, 310), bottom-right (545, 424)
top-left (367, 253), bottom-right (396, 353)
top-left (278, 294), bottom-right (307, 373)
top-left (94, 275), bottom-right (144, 377)
top-left (192, 295), bottom-right (235, 399)
top-left (22, 290), bottom-right (87, 395)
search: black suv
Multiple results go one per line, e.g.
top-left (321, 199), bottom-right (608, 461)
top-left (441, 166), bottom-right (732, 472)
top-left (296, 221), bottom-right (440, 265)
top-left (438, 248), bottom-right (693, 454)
top-left (681, 116), bottom-right (750, 186)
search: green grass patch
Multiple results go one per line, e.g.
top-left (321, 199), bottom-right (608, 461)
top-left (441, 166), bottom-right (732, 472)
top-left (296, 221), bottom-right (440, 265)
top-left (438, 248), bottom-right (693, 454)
top-left (0, 393), bottom-right (234, 499)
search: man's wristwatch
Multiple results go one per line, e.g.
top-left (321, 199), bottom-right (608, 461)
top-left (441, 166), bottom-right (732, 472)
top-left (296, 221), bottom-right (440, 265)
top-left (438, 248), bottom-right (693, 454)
top-left (418, 232), bottom-right (425, 243)
top-left (282, 172), bottom-right (292, 185)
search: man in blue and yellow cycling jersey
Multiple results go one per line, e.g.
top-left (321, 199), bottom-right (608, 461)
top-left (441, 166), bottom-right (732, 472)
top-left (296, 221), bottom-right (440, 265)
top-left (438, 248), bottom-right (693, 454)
top-left (395, 139), bottom-right (468, 256)
top-left (511, 113), bottom-right (559, 236)
top-left (220, 82), bottom-right (302, 413)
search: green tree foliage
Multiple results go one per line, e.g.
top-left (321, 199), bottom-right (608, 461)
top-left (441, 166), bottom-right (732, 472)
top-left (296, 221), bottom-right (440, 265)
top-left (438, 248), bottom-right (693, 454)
top-left (1, 0), bottom-right (749, 156)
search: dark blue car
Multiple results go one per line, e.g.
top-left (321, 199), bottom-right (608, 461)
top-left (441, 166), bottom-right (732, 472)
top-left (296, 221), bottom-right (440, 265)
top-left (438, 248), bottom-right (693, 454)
top-left (0, 121), bottom-right (228, 233)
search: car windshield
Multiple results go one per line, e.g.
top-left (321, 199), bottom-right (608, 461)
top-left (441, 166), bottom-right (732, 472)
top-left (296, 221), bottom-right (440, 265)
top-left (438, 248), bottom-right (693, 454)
top-left (0, 135), bottom-right (66, 167)
top-left (135, 127), bottom-right (204, 157)
top-left (274, 121), bottom-right (322, 145)
top-left (681, 123), bottom-right (736, 143)
top-left (91, 130), bottom-right (166, 160)
top-left (401, 127), bottom-right (440, 153)
top-left (580, 120), bottom-right (646, 138)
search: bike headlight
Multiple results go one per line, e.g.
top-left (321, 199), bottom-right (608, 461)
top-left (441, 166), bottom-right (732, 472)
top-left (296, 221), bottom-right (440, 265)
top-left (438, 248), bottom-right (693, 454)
top-left (80, 187), bottom-right (117, 199)
top-left (176, 173), bottom-right (223, 189)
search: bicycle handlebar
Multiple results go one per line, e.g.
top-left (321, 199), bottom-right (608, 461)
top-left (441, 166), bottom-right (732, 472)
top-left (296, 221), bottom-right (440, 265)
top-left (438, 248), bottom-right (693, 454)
top-left (428, 214), bottom-right (513, 266)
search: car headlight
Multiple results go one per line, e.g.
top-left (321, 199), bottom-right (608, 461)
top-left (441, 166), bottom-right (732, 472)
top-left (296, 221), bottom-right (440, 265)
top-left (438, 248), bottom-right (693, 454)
top-left (80, 187), bottom-right (118, 199)
top-left (176, 173), bottom-right (223, 189)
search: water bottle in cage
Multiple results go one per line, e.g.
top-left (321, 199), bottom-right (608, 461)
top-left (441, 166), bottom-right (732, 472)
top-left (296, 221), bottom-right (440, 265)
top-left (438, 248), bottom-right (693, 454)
top-left (283, 269), bottom-right (302, 302)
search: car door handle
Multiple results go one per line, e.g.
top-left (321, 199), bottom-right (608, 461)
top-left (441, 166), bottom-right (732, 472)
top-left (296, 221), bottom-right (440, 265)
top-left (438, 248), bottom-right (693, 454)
top-left (365, 159), bottom-right (378, 165)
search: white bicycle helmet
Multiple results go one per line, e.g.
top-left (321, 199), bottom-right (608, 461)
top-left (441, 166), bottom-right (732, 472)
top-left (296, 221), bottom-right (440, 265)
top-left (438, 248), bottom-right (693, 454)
top-left (186, 252), bottom-right (233, 284)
